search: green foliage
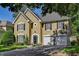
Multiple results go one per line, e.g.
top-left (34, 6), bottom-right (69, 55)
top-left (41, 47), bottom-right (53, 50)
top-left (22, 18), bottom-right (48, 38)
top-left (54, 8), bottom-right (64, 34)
top-left (71, 12), bottom-right (79, 36)
top-left (24, 36), bottom-right (29, 45)
top-left (0, 45), bottom-right (27, 52)
top-left (71, 40), bottom-right (78, 46)
top-left (0, 3), bottom-right (79, 16)
top-left (7, 26), bottom-right (13, 32)
top-left (59, 29), bottom-right (67, 34)
top-left (0, 31), bottom-right (15, 46)
top-left (70, 36), bottom-right (79, 46)
top-left (0, 45), bottom-right (4, 48)
top-left (63, 46), bottom-right (79, 55)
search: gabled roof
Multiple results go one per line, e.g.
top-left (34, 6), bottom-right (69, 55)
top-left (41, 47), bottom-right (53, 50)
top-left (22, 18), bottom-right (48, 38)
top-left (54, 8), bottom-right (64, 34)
top-left (13, 8), bottom-right (42, 24)
top-left (13, 11), bottom-right (32, 24)
top-left (24, 8), bottom-right (42, 22)
top-left (13, 8), bottom-right (71, 24)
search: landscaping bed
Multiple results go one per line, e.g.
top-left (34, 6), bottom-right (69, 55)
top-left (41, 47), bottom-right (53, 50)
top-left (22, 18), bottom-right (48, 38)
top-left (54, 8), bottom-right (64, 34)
top-left (0, 45), bottom-right (27, 52)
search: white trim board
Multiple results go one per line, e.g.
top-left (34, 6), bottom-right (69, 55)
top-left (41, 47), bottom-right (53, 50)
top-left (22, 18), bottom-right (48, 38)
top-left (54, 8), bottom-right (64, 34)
top-left (31, 33), bottom-right (40, 44)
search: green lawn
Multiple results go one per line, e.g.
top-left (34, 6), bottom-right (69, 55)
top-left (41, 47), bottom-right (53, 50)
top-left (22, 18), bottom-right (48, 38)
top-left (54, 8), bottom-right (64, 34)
top-left (0, 45), bottom-right (27, 52)
top-left (62, 46), bottom-right (79, 55)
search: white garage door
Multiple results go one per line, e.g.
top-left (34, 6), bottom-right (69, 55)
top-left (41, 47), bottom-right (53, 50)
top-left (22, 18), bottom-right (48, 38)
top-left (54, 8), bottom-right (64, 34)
top-left (43, 36), bottom-right (54, 45)
top-left (43, 36), bottom-right (50, 45)
top-left (56, 36), bottom-right (68, 45)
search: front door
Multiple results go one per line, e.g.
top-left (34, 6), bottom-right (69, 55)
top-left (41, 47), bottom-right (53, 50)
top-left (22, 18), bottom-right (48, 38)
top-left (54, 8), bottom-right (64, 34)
top-left (33, 35), bottom-right (38, 44)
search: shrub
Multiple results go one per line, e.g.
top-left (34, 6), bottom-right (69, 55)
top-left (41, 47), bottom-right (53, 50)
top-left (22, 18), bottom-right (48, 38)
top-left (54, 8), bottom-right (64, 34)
top-left (24, 36), bottom-right (29, 45)
top-left (63, 46), bottom-right (79, 55)
top-left (0, 45), bottom-right (27, 52)
top-left (0, 31), bottom-right (15, 46)
top-left (0, 45), bottom-right (4, 48)
top-left (70, 36), bottom-right (79, 46)
top-left (59, 29), bottom-right (67, 34)
top-left (71, 40), bottom-right (77, 46)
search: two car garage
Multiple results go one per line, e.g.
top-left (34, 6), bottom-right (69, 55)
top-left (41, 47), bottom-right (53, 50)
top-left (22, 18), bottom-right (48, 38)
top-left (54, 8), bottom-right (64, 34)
top-left (43, 35), bottom-right (69, 46)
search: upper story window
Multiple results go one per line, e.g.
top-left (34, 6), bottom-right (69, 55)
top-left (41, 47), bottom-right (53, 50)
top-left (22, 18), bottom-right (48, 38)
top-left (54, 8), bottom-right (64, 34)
top-left (58, 22), bottom-right (68, 35)
top-left (45, 23), bottom-right (52, 30)
top-left (17, 24), bottom-right (25, 31)
top-left (58, 22), bottom-right (64, 29)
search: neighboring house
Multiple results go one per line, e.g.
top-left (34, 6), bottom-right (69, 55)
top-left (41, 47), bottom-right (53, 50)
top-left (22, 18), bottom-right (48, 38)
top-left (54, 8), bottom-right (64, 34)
top-left (13, 8), bottom-right (71, 46)
top-left (0, 20), bottom-right (12, 31)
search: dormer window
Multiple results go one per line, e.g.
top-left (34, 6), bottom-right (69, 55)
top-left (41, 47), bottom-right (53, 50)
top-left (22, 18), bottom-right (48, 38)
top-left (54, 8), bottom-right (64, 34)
top-left (45, 23), bottom-right (52, 30)
top-left (17, 24), bottom-right (25, 31)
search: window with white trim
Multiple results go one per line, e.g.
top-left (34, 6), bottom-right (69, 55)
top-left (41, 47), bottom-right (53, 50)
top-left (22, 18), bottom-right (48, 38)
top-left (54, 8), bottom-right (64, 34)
top-left (17, 35), bottom-right (25, 43)
top-left (58, 22), bottom-right (64, 29)
top-left (45, 23), bottom-right (52, 30)
top-left (17, 24), bottom-right (25, 31)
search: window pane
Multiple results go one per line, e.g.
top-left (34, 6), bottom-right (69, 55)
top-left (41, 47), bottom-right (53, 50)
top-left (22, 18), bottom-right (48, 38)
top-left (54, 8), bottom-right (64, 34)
top-left (17, 24), bottom-right (25, 31)
top-left (58, 22), bottom-right (64, 29)
top-left (45, 23), bottom-right (52, 30)
top-left (17, 35), bottom-right (25, 43)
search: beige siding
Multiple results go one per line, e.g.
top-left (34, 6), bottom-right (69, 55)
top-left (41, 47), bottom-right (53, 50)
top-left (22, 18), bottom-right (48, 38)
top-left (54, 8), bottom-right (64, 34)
top-left (31, 22), bottom-right (41, 44)
top-left (14, 14), bottom-right (30, 43)
top-left (25, 11), bottom-right (40, 23)
top-left (42, 22), bottom-right (57, 36)
top-left (64, 20), bottom-right (69, 25)
top-left (42, 20), bottom-right (69, 36)
top-left (25, 11), bottom-right (42, 44)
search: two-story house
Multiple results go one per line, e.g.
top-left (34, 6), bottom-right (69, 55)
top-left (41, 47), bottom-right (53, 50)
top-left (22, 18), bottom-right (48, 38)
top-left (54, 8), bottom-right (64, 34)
top-left (13, 8), bottom-right (71, 46)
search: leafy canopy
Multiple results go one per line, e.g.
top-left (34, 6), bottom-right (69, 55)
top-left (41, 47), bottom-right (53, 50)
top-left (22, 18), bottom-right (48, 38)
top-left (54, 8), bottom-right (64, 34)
top-left (0, 3), bottom-right (79, 16)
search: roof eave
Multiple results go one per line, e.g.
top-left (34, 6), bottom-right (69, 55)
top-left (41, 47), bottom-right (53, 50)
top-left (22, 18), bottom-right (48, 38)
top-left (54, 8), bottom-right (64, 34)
top-left (13, 11), bottom-right (31, 24)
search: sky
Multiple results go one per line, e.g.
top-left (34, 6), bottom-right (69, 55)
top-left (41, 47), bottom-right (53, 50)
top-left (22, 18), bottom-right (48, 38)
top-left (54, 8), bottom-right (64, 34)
top-left (0, 6), bottom-right (42, 22)
top-left (0, 6), bottom-right (14, 22)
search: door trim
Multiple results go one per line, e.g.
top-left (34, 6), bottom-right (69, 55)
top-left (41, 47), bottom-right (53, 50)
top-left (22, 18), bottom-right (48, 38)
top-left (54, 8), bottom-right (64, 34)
top-left (31, 33), bottom-right (39, 44)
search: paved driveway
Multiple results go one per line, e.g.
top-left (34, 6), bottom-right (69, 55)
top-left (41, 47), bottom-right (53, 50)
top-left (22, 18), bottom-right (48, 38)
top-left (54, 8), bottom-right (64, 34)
top-left (0, 45), bottom-right (66, 56)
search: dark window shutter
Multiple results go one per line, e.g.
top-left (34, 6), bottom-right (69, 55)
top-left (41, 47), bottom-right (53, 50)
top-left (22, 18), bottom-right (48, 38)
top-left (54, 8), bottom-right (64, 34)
top-left (17, 35), bottom-right (18, 42)
top-left (23, 24), bottom-right (25, 30)
top-left (63, 23), bottom-right (64, 29)
top-left (42, 23), bottom-right (43, 27)
top-left (31, 23), bottom-right (33, 28)
top-left (17, 25), bottom-right (18, 31)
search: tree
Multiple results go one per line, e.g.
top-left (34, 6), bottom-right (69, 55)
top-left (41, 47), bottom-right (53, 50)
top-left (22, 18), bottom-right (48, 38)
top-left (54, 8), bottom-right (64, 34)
top-left (71, 13), bottom-right (79, 35)
top-left (0, 3), bottom-right (79, 17)
top-left (0, 31), bottom-right (15, 46)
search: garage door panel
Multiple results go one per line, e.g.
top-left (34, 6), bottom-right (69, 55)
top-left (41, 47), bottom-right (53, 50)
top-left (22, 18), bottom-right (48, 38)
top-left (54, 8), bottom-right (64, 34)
top-left (43, 36), bottom-right (50, 45)
top-left (56, 36), bottom-right (68, 45)
top-left (43, 36), bottom-right (54, 45)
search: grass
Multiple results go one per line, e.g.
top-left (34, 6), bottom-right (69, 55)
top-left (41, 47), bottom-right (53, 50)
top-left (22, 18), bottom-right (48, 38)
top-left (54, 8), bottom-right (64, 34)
top-left (0, 44), bottom-right (27, 52)
top-left (62, 46), bottom-right (79, 54)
